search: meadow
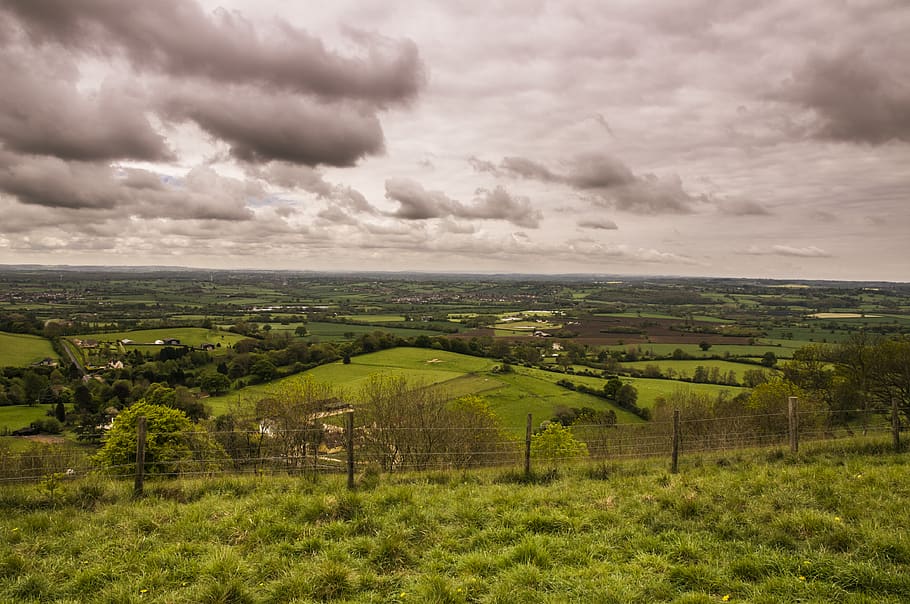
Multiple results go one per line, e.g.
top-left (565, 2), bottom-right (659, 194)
top-left (0, 439), bottom-right (908, 603)
top-left (72, 328), bottom-right (247, 348)
top-left (303, 322), bottom-right (446, 341)
top-left (0, 332), bottom-right (58, 366)
top-left (0, 405), bottom-right (51, 433)
top-left (621, 359), bottom-right (774, 379)
top-left (206, 349), bottom-right (499, 416)
top-left (205, 349), bottom-right (741, 431)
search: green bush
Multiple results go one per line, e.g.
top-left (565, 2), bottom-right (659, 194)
top-left (93, 401), bottom-right (225, 477)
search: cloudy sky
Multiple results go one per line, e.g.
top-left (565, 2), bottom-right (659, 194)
top-left (0, 0), bottom-right (908, 281)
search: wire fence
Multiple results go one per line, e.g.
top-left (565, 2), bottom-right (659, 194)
top-left (0, 405), bottom-right (903, 486)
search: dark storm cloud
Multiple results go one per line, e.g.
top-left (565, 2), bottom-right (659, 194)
top-left (0, 152), bottom-right (121, 209)
top-left (160, 88), bottom-right (385, 166)
top-left (0, 47), bottom-right (172, 162)
top-left (0, 152), bottom-right (256, 220)
top-left (1, 0), bottom-right (423, 104)
top-left (781, 51), bottom-right (910, 144)
top-left (384, 179), bottom-right (540, 227)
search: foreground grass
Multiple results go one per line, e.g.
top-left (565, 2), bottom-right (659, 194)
top-left (1, 440), bottom-right (909, 603)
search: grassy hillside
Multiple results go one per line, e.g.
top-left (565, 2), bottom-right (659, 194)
top-left (207, 348), bottom-right (751, 431)
top-left (205, 349), bottom-right (639, 430)
top-left (0, 332), bottom-right (58, 367)
top-left (1, 440), bottom-right (908, 603)
top-left (0, 405), bottom-right (50, 432)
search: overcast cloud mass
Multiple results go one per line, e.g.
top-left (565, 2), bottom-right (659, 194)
top-left (0, 0), bottom-right (908, 280)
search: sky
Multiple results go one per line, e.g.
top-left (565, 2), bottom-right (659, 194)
top-left (0, 0), bottom-right (908, 281)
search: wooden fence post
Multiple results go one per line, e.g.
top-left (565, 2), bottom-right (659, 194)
top-left (133, 416), bottom-right (147, 498)
top-left (671, 408), bottom-right (680, 474)
top-left (524, 413), bottom-right (532, 478)
top-left (892, 397), bottom-right (901, 453)
top-left (345, 411), bottom-right (355, 490)
top-left (788, 396), bottom-right (799, 454)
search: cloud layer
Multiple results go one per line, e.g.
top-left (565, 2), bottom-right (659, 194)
top-left (0, 0), bottom-right (907, 280)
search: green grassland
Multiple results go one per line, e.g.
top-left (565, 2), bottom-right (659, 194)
top-left (607, 342), bottom-right (800, 359)
top-left (551, 371), bottom-right (747, 410)
top-left (206, 349), bottom-right (498, 416)
top-left (480, 367), bottom-right (642, 430)
top-left (1, 441), bottom-right (908, 603)
top-left (622, 359), bottom-right (775, 378)
top-left (206, 349), bottom-right (641, 430)
top-left (304, 322), bottom-right (446, 341)
top-left (0, 332), bottom-right (58, 367)
top-left (208, 348), bottom-right (749, 430)
top-left (72, 328), bottom-right (246, 347)
top-left (0, 405), bottom-right (51, 432)
top-left (337, 315), bottom-right (407, 323)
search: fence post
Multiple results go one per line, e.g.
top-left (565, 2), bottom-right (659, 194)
top-left (788, 396), bottom-right (799, 454)
top-left (892, 397), bottom-right (901, 453)
top-left (345, 411), bottom-right (355, 490)
top-left (671, 408), bottom-right (680, 474)
top-left (524, 413), bottom-right (532, 478)
top-left (133, 415), bottom-right (147, 498)
top-left (312, 428), bottom-right (319, 478)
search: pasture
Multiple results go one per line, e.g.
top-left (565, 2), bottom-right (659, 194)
top-left (621, 359), bottom-right (776, 380)
top-left (304, 322), bottom-right (446, 341)
top-left (0, 332), bottom-right (58, 367)
top-left (605, 341), bottom-right (798, 359)
top-left (206, 349), bottom-right (499, 416)
top-left (0, 405), bottom-right (50, 433)
top-left (1, 441), bottom-right (908, 603)
top-left (205, 349), bottom-right (642, 430)
top-left (71, 328), bottom-right (246, 348)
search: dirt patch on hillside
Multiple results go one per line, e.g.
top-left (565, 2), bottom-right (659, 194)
top-left (20, 434), bottom-right (66, 445)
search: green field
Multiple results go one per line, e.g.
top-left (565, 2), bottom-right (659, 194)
top-left (1, 441), bottom-right (908, 603)
top-left (0, 405), bottom-right (50, 432)
top-left (207, 349), bottom-right (498, 416)
top-left (607, 342), bottom-right (799, 359)
top-left (337, 314), bottom-right (407, 323)
top-left (206, 349), bottom-right (642, 430)
top-left (622, 359), bottom-right (776, 379)
top-left (0, 332), bottom-right (58, 367)
top-left (208, 348), bottom-right (750, 430)
top-left (72, 328), bottom-right (247, 347)
top-left (538, 370), bottom-right (747, 411)
top-left (304, 322), bottom-right (445, 341)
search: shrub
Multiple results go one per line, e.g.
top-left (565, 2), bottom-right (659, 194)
top-left (94, 401), bottom-right (225, 477)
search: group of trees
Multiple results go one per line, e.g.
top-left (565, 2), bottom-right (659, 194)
top-left (643, 335), bottom-right (910, 447)
top-left (785, 335), bottom-right (910, 426)
top-left (94, 375), bottom-right (517, 476)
